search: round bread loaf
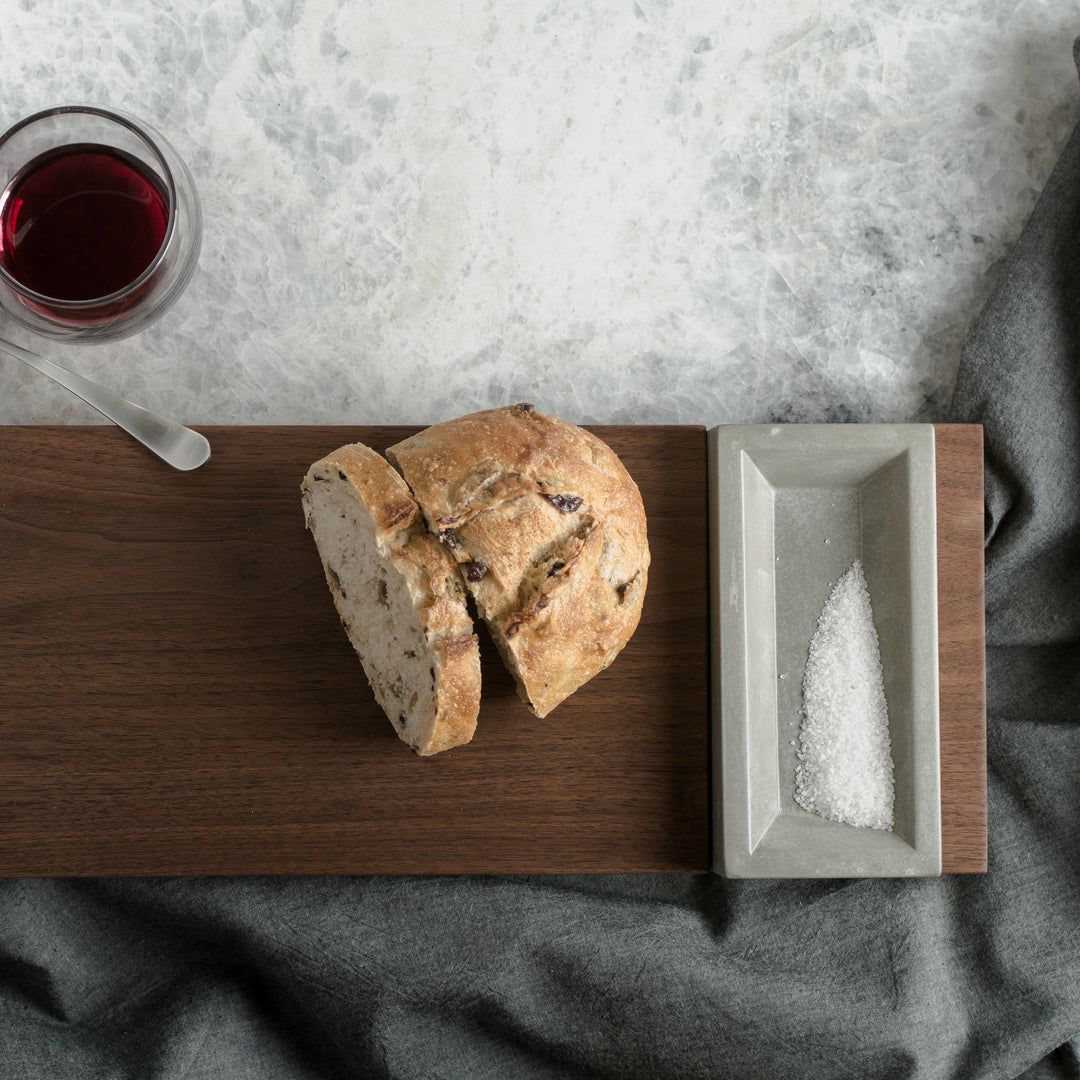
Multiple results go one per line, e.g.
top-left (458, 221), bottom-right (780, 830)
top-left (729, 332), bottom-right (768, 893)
top-left (387, 403), bottom-right (649, 718)
top-left (301, 442), bottom-right (481, 755)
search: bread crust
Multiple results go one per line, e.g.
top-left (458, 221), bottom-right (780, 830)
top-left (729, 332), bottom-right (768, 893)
top-left (387, 404), bottom-right (649, 717)
top-left (301, 442), bottom-right (480, 755)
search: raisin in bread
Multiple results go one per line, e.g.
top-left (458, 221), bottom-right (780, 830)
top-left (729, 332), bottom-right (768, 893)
top-left (301, 442), bottom-right (480, 755)
top-left (386, 403), bottom-right (649, 718)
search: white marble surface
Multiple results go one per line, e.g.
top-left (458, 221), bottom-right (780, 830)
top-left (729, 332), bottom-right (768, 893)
top-left (0, 0), bottom-right (1076, 430)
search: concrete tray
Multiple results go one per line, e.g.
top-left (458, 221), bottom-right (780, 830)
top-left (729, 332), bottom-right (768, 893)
top-left (709, 424), bottom-right (941, 878)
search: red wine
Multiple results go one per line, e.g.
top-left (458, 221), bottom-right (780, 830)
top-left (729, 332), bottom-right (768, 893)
top-left (0, 143), bottom-right (168, 307)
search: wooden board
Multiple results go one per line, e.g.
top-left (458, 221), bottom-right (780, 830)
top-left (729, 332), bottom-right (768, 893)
top-left (1, 424), bottom-right (710, 876)
top-left (933, 424), bottom-right (987, 873)
top-left (0, 423), bottom-right (985, 876)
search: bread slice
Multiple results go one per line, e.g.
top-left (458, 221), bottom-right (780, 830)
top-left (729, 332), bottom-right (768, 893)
top-left (387, 403), bottom-right (650, 718)
top-left (301, 442), bottom-right (480, 755)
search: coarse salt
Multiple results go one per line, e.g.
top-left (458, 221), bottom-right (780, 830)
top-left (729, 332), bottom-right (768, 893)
top-left (794, 559), bottom-right (895, 831)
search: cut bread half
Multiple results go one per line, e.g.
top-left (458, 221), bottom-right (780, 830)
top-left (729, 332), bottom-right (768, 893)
top-left (301, 442), bottom-right (480, 756)
top-left (387, 404), bottom-right (650, 718)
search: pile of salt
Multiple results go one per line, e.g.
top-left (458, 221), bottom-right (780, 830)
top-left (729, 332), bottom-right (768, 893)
top-left (794, 559), bottom-right (895, 831)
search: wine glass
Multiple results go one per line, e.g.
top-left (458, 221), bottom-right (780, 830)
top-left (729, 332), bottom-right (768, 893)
top-left (0, 105), bottom-right (208, 468)
top-left (0, 104), bottom-right (202, 340)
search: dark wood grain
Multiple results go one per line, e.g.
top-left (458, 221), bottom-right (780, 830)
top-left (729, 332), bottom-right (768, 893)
top-left (0, 424), bottom-right (710, 876)
top-left (0, 422), bottom-right (986, 876)
top-left (934, 424), bottom-right (988, 873)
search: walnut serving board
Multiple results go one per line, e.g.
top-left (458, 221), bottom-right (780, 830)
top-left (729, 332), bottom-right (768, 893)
top-left (0, 424), bottom-right (985, 877)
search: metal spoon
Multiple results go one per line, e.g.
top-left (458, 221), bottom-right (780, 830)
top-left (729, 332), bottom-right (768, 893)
top-left (0, 336), bottom-right (210, 471)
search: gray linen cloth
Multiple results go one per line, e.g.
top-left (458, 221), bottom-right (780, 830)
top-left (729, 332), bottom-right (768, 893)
top-left (3, 50), bottom-right (1080, 1080)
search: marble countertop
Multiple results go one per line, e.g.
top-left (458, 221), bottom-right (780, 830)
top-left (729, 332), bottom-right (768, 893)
top-left (0, 0), bottom-right (1076, 431)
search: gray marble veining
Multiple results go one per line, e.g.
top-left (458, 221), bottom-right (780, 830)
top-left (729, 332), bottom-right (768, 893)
top-left (0, 0), bottom-right (1075, 428)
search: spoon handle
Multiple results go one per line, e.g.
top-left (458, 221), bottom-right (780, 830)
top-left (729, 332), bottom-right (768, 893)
top-left (1, 337), bottom-right (211, 471)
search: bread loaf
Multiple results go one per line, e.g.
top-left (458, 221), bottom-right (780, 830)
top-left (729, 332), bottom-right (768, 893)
top-left (301, 442), bottom-right (480, 755)
top-left (387, 403), bottom-right (650, 718)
